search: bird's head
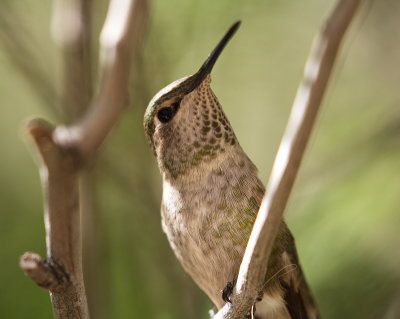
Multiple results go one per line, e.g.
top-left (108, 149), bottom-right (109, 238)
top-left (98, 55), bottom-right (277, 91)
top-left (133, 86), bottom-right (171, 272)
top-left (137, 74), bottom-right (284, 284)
top-left (144, 21), bottom-right (241, 179)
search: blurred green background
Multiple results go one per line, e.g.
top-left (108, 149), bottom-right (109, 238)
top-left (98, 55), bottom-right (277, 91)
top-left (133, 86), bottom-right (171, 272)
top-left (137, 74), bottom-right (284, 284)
top-left (1, 0), bottom-right (399, 318)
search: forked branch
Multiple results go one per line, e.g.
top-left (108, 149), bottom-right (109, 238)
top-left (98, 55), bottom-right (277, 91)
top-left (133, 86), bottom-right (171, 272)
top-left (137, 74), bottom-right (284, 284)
top-left (213, 0), bottom-right (362, 318)
top-left (19, 0), bottom-right (149, 318)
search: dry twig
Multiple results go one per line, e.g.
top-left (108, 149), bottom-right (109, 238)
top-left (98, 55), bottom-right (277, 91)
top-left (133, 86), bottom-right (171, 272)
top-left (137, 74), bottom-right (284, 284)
top-left (213, 0), bottom-right (362, 318)
top-left (51, 0), bottom-right (93, 120)
top-left (19, 0), bottom-right (149, 318)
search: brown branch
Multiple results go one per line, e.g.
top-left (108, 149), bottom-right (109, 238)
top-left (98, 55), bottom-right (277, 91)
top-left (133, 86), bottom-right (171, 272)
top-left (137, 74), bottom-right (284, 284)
top-left (53, 0), bottom-right (149, 161)
top-left (51, 0), bottom-right (93, 121)
top-left (20, 0), bottom-right (149, 318)
top-left (22, 118), bottom-right (88, 318)
top-left (51, 2), bottom-right (98, 316)
top-left (213, 0), bottom-right (362, 318)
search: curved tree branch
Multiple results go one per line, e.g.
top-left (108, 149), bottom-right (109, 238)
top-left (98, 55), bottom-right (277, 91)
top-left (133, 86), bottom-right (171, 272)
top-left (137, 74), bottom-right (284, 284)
top-left (51, 0), bottom-right (93, 121)
top-left (53, 0), bottom-right (149, 161)
top-left (213, 0), bottom-right (362, 318)
top-left (19, 0), bottom-right (149, 318)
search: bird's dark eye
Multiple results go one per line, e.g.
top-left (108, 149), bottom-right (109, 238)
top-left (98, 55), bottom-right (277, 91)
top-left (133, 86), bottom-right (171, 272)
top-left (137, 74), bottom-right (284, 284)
top-left (157, 107), bottom-right (174, 123)
top-left (157, 101), bottom-right (180, 123)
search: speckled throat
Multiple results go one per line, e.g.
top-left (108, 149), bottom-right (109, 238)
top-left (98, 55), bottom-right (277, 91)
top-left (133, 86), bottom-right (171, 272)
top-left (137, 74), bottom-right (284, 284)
top-left (153, 75), bottom-right (237, 179)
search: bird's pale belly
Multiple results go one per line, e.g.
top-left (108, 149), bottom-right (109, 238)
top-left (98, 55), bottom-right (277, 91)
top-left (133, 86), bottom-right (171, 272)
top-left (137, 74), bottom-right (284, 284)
top-left (161, 203), bottom-right (250, 308)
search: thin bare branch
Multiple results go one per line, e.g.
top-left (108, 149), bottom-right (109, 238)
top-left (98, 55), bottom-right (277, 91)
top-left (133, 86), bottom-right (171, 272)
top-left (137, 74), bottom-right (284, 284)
top-left (20, 0), bottom-right (149, 318)
top-left (51, 0), bottom-right (93, 121)
top-left (53, 0), bottom-right (149, 161)
top-left (51, 1), bottom-right (99, 315)
top-left (23, 118), bottom-right (88, 318)
top-left (213, 0), bottom-right (362, 318)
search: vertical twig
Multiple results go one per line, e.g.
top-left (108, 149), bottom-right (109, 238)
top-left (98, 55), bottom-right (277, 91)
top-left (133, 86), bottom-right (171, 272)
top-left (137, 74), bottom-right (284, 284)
top-left (21, 118), bottom-right (89, 318)
top-left (19, 0), bottom-right (149, 318)
top-left (51, 0), bottom-right (93, 120)
top-left (213, 0), bottom-right (362, 318)
top-left (51, 1), bottom-right (99, 315)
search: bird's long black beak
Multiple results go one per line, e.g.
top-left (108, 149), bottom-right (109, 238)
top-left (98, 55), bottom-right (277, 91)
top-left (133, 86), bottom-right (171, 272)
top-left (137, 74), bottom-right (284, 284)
top-left (186, 21), bottom-right (241, 93)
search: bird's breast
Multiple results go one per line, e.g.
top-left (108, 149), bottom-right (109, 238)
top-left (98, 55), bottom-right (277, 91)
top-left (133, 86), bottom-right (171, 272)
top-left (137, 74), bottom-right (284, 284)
top-left (161, 181), bottom-right (246, 308)
top-left (160, 155), bottom-right (265, 307)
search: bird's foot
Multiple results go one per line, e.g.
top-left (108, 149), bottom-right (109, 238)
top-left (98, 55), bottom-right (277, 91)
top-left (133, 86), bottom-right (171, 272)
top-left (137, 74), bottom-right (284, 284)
top-left (221, 280), bottom-right (235, 303)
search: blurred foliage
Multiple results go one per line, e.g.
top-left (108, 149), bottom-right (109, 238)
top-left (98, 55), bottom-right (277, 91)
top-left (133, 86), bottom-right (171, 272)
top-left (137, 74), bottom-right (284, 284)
top-left (0, 0), bottom-right (399, 318)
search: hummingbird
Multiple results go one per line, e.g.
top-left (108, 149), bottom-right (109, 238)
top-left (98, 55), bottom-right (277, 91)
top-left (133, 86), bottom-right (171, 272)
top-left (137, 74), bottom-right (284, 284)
top-left (144, 21), bottom-right (318, 319)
